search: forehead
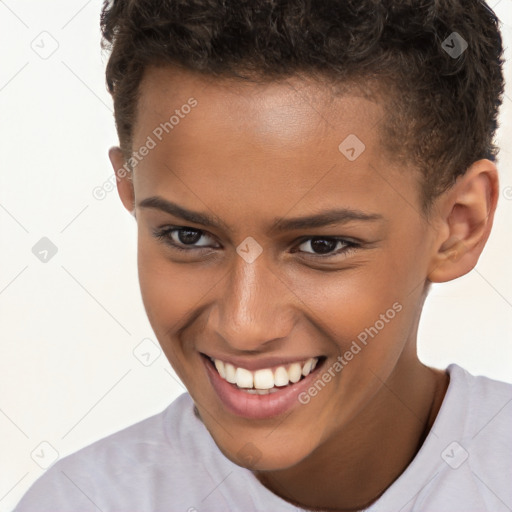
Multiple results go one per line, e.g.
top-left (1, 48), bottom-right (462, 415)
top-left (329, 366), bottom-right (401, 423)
top-left (136, 65), bottom-right (383, 148)
top-left (131, 65), bottom-right (420, 232)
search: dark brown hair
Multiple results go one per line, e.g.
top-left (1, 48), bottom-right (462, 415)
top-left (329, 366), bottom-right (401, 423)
top-left (100, 0), bottom-right (505, 212)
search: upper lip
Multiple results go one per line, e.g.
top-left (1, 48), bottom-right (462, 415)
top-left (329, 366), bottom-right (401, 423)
top-left (201, 352), bottom-right (324, 371)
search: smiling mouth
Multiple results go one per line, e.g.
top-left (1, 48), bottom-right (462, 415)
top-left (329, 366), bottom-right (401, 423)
top-left (201, 354), bottom-right (327, 394)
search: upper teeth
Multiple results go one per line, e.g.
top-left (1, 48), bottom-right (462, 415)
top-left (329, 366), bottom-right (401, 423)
top-left (213, 357), bottom-right (319, 389)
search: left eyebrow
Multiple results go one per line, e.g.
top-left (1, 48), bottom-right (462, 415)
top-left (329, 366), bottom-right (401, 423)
top-left (270, 209), bottom-right (384, 232)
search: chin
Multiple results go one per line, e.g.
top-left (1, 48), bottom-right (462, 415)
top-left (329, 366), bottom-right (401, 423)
top-left (219, 440), bottom-right (311, 472)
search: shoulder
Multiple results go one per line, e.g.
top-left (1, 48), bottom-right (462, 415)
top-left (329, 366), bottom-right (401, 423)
top-left (430, 365), bottom-right (512, 511)
top-left (450, 364), bottom-right (512, 473)
top-left (423, 364), bottom-right (512, 511)
top-left (370, 364), bottom-right (512, 512)
top-left (448, 363), bottom-right (512, 437)
top-left (13, 391), bottom-right (294, 512)
top-left (12, 393), bottom-right (199, 512)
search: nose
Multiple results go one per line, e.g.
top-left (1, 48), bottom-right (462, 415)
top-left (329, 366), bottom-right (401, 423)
top-left (208, 250), bottom-right (294, 351)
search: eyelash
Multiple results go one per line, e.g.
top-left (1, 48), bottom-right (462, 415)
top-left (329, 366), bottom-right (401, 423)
top-left (151, 226), bottom-right (360, 259)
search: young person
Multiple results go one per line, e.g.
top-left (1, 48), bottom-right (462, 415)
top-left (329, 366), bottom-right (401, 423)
top-left (14, 0), bottom-right (512, 510)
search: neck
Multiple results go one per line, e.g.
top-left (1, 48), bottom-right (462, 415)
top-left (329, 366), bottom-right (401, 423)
top-left (254, 357), bottom-right (449, 512)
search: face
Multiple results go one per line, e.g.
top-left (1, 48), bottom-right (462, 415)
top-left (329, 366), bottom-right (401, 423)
top-left (115, 66), bottom-right (439, 471)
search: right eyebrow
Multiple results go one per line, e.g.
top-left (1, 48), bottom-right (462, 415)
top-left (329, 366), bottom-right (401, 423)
top-left (137, 196), bottom-right (231, 231)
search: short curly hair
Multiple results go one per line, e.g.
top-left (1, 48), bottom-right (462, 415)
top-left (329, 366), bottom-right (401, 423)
top-left (100, 0), bottom-right (505, 212)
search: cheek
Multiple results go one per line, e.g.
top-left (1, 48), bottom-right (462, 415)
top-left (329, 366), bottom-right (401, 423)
top-left (136, 239), bottom-right (208, 339)
top-left (287, 262), bottom-right (412, 390)
top-left (284, 268), bottom-right (411, 429)
top-left (289, 262), bottom-right (406, 338)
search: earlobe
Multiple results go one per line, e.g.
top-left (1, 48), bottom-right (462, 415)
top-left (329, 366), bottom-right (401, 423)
top-left (427, 159), bottom-right (499, 283)
top-left (108, 146), bottom-right (136, 217)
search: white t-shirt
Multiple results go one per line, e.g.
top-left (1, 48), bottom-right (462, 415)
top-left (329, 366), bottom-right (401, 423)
top-left (13, 364), bottom-right (512, 512)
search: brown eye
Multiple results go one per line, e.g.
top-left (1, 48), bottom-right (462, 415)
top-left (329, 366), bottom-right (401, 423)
top-left (307, 238), bottom-right (338, 254)
top-left (176, 228), bottom-right (203, 245)
top-left (152, 226), bottom-right (219, 251)
top-left (295, 237), bottom-right (358, 258)
top-left (293, 236), bottom-right (361, 259)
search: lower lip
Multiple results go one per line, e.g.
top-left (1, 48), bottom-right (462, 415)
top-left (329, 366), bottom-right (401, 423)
top-left (202, 354), bottom-right (326, 420)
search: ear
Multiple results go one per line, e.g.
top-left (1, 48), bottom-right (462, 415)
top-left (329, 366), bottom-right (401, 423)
top-left (427, 159), bottom-right (499, 283)
top-left (108, 146), bottom-right (136, 218)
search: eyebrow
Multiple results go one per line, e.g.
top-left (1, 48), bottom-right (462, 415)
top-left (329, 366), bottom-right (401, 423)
top-left (138, 196), bottom-right (231, 231)
top-left (272, 208), bottom-right (383, 232)
top-left (138, 196), bottom-right (383, 232)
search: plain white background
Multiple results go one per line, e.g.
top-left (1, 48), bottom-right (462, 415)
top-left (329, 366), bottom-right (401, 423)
top-left (1, 1), bottom-right (511, 510)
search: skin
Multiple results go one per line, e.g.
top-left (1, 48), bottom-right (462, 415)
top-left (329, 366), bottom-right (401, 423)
top-left (110, 65), bottom-right (498, 511)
